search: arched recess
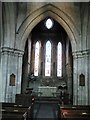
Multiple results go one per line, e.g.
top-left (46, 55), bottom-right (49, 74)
top-left (16, 4), bottom-right (80, 52)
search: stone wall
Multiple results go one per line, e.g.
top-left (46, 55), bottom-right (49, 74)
top-left (73, 51), bottom-right (90, 105)
top-left (1, 47), bottom-right (23, 102)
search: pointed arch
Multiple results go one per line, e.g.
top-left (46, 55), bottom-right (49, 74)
top-left (16, 4), bottom-right (80, 52)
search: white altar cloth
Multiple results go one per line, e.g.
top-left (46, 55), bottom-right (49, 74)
top-left (38, 86), bottom-right (57, 97)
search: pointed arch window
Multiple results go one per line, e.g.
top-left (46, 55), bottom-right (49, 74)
top-left (57, 42), bottom-right (62, 77)
top-left (34, 41), bottom-right (40, 76)
top-left (45, 41), bottom-right (51, 76)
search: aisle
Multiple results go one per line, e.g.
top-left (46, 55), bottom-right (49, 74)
top-left (33, 101), bottom-right (59, 119)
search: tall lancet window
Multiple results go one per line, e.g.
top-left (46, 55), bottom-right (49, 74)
top-left (57, 42), bottom-right (62, 77)
top-left (45, 41), bottom-right (51, 76)
top-left (34, 41), bottom-right (40, 76)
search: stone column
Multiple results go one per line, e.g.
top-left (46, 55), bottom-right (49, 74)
top-left (73, 50), bottom-right (90, 105)
top-left (66, 39), bottom-right (73, 101)
top-left (28, 37), bottom-right (31, 75)
top-left (1, 47), bottom-right (24, 103)
top-left (0, 1), bottom-right (2, 102)
top-left (31, 42), bottom-right (35, 73)
top-left (73, 54), bottom-right (78, 105)
top-left (1, 50), bottom-right (8, 102)
top-left (40, 42), bottom-right (43, 76)
top-left (89, 52), bottom-right (90, 105)
top-left (66, 63), bottom-right (72, 101)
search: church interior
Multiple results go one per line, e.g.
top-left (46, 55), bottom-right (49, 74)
top-left (0, 2), bottom-right (90, 119)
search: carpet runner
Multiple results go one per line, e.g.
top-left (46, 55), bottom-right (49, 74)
top-left (33, 97), bottom-right (59, 119)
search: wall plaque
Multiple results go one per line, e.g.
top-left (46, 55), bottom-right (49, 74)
top-left (9, 73), bottom-right (16, 86)
top-left (79, 74), bottom-right (85, 86)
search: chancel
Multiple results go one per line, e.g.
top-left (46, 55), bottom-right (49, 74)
top-left (0, 2), bottom-right (90, 120)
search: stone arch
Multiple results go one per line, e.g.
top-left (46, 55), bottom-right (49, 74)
top-left (16, 4), bottom-right (80, 52)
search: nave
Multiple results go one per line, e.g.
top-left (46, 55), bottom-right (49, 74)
top-left (1, 95), bottom-right (90, 120)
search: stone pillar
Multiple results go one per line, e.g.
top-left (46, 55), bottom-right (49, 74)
top-left (40, 42), bottom-right (44, 76)
top-left (89, 52), bottom-right (90, 105)
top-left (1, 50), bottom-right (8, 102)
top-left (0, 1), bottom-right (2, 102)
top-left (1, 47), bottom-right (24, 103)
top-left (66, 64), bottom-right (72, 100)
top-left (66, 39), bottom-right (72, 100)
top-left (28, 37), bottom-right (31, 75)
top-left (73, 50), bottom-right (90, 105)
top-left (31, 42), bottom-right (35, 73)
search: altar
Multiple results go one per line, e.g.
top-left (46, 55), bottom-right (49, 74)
top-left (38, 86), bottom-right (57, 97)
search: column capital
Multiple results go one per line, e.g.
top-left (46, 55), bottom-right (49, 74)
top-left (72, 49), bottom-right (90, 59)
top-left (1, 47), bottom-right (24, 56)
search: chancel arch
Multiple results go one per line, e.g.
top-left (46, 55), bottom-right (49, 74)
top-left (16, 4), bottom-right (79, 53)
top-left (21, 17), bottom-right (73, 104)
top-left (17, 5), bottom-right (79, 99)
top-left (18, 4), bottom-right (78, 100)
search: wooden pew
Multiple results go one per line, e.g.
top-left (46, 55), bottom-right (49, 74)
top-left (2, 102), bottom-right (30, 108)
top-left (1, 108), bottom-right (27, 120)
top-left (1, 102), bottom-right (32, 120)
top-left (59, 105), bottom-right (90, 119)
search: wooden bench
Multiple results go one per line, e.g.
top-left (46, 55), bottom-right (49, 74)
top-left (2, 102), bottom-right (29, 108)
top-left (59, 105), bottom-right (90, 119)
top-left (1, 102), bottom-right (33, 120)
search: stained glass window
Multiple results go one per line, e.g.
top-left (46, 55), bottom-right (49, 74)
top-left (45, 41), bottom-right (51, 76)
top-left (45, 18), bottom-right (53, 29)
top-left (57, 42), bottom-right (62, 77)
top-left (34, 41), bottom-right (40, 76)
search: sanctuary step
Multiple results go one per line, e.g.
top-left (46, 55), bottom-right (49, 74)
top-left (33, 96), bottom-right (60, 104)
